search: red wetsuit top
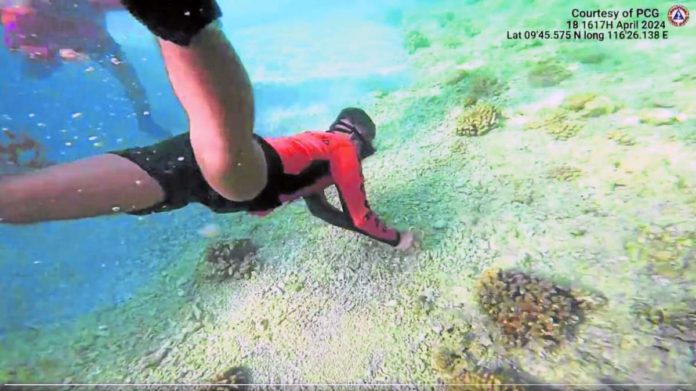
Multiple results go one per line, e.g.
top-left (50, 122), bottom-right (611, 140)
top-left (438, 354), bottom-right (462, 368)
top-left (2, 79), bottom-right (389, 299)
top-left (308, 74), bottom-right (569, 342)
top-left (114, 131), bottom-right (402, 247)
top-left (263, 131), bottom-right (401, 246)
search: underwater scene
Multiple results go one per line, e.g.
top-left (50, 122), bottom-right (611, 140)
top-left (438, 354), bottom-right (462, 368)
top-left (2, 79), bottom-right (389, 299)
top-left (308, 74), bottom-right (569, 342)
top-left (0, 0), bottom-right (694, 389)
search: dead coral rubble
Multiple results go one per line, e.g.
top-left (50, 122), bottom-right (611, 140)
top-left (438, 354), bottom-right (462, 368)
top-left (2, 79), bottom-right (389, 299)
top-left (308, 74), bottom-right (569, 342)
top-left (203, 239), bottom-right (259, 281)
top-left (476, 268), bottom-right (606, 348)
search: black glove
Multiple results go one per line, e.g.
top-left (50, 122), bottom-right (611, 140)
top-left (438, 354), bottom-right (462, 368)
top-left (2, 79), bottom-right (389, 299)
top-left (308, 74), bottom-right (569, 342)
top-left (120, 0), bottom-right (222, 46)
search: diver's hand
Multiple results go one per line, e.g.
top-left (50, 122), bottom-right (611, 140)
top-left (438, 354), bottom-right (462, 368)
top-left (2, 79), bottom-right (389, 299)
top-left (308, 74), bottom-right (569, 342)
top-left (395, 230), bottom-right (416, 252)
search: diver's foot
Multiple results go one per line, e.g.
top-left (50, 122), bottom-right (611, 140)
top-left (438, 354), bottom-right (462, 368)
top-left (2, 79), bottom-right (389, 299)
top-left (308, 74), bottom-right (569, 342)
top-left (137, 116), bottom-right (171, 139)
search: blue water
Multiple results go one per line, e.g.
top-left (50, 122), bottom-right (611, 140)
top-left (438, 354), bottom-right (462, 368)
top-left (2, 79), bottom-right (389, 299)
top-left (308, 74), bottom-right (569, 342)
top-left (0, 0), bottom-right (413, 334)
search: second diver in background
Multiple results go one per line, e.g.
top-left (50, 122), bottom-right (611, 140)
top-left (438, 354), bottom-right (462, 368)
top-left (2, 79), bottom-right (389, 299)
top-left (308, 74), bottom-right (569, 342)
top-left (0, 0), bottom-right (169, 138)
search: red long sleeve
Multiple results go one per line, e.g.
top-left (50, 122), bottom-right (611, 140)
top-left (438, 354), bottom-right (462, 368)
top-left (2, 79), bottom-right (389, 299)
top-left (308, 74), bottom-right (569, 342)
top-left (267, 131), bottom-right (401, 246)
top-left (326, 137), bottom-right (401, 246)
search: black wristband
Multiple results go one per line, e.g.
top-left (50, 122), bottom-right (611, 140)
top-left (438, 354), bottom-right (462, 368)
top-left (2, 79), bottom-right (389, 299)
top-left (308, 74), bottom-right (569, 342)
top-left (121, 0), bottom-right (222, 46)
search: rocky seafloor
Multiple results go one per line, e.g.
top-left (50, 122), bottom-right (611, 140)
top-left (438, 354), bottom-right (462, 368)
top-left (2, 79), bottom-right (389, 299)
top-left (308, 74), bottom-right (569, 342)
top-left (1, 0), bottom-right (695, 389)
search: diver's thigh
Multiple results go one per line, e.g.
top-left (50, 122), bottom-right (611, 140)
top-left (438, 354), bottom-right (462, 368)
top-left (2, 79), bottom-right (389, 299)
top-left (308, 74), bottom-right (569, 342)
top-left (0, 154), bottom-right (165, 223)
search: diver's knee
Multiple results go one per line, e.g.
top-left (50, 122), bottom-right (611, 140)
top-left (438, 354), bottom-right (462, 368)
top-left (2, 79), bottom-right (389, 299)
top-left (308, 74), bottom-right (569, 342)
top-left (201, 141), bottom-right (268, 202)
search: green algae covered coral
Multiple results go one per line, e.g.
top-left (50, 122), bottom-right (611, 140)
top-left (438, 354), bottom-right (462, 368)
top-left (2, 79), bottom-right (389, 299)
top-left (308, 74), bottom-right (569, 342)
top-left (631, 299), bottom-right (696, 353)
top-left (432, 345), bottom-right (461, 374)
top-left (625, 225), bottom-right (695, 279)
top-left (437, 12), bottom-right (457, 28)
top-left (432, 340), bottom-right (526, 391)
top-left (526, 110), bottom-right (582, 140)
top-left (442, 35), bottom-right (463, 49)
top-left (206, 366), bottom-right (251, 391)
top-left (527, 59), bottom-right (572, 87)
top-left (563, 93), bottom-right (598, 111)
top-left (582, 96), bottom-right (618, 117)
top-left (468, 74), bottom-right (506, 103)
top-left (632, 301), bottom-right (696, 328)
top-left (432, 343), bottom-right (525, 391)
top-left (563, 92), bottom-right (620, 118)
top-left (547, 121), bottom-right (581, 140)
top-left (444, 370), bottom-right (524, 391)
top-left (476, 268), bottom-right (605, 348)
top-left (437, 12), bottom-right (481, 37)
top-left (446, 70), bottom-right (506, 105)
top-left (455, 102), bottom-right (500, 137)
top-left (562, 46), bottom-right (607, 64)
top-left (203, 239), bottom-right (258, 281)
top-left (548, 165), bottom-right (582, 182)
top-left (607, 130), bottom-right (636, 146)
top-left (404, 30), bottom-right (430, 54)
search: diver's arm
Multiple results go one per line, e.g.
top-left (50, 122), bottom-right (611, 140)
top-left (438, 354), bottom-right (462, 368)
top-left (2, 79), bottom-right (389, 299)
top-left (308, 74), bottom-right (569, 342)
top-left (304, 192), bottom-right (356, 231)
top-left (327, 139), bottom-right (402, 247)
top-left (120, 0), bottom-right (267, 202)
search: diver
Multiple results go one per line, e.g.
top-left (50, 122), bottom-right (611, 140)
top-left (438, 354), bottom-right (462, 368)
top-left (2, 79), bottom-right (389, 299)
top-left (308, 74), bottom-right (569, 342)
top-left (0, 0), bottom-right (416, 251)
top-left (0, 0), bottom-right (170, 138)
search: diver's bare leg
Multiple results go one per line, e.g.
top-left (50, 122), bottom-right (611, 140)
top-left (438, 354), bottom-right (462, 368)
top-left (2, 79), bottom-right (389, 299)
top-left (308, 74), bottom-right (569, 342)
top-left (0, 154), bottom-right (164, 224)
top-left (157, 24), bottom-right (267, 202)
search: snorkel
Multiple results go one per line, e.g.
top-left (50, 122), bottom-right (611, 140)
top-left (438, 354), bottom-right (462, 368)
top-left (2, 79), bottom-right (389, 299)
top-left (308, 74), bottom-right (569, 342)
top-left (328, 108), bottom-right (377, 159)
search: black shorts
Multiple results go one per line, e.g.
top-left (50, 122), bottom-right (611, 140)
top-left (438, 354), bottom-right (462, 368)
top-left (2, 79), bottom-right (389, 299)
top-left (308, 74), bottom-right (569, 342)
top-left (110, 133), bottom-right (285, 215)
